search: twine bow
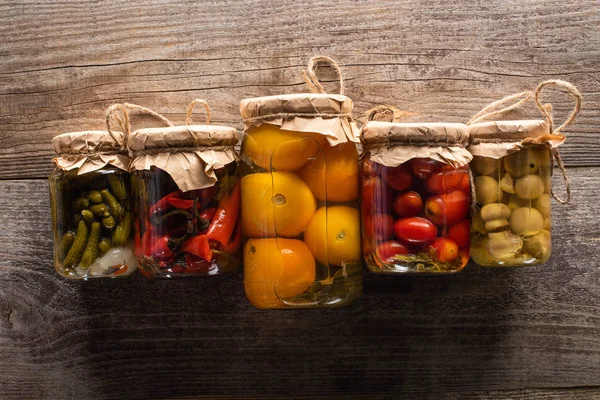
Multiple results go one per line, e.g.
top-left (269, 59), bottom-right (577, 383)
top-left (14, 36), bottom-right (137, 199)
top-left (534, 79), bottom-right (583, 204)
top-left (186, 99), bottom-right (212, 125)
top-left (302, 55), bottom-right (345, 95)
top-left (467, 80), bottom-right (582, 205)
top-left (105, 103), bottom-right (174, 150)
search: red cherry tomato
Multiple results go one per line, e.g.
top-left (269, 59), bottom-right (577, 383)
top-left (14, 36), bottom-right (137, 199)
top-left (376, 240), bottom-right (411, 261)
top-left (393, 191), bottom-right (423, 217)
top-left (409, 158), bottom-right (441, 179)
top-left (426, 169), bottom-right (470, 194)
top-left (393, 217), bottom-right (437, 245)
top-left (362, 176), bottom-right (393, 215)
top-left (365, 214), bottom-right (395, 242)
top-left (446, 220), bottom-right (470, 247)
top-left (430, 238), bottom-right (459, 262)
top-left (381, 165), bottom-right (412, 191)
top-left (425, 191), bottom-right (470, 225)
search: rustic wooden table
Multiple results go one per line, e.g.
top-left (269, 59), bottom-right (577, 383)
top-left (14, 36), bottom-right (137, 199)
top-left (1, 1), bottom-right (599, 399)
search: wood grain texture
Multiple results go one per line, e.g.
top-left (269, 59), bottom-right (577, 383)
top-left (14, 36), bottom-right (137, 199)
top-left (0, 168), bottom-right (599, 399)
top-left (1, 0), bottom-right (599, 179)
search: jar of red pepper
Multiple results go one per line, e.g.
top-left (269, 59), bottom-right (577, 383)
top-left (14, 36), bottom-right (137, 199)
top-left (360, 118), bottom-right (473, 274)
top-left (128, 100), bottom-right (241, 277)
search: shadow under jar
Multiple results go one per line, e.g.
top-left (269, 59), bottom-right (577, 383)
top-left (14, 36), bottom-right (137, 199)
top-left (129, 125), bottom-right (241, 278)
top-left (468, 120), bottom-right (555, 266)
top-left (50, 131), bottom-right (136, 279)
top-left (360, 121), bottom-right (473, 274)
top-left (239, 93), bottom-right (363, 309)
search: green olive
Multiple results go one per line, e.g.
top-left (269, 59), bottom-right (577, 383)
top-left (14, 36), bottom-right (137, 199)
top-left (504, 150), bottom-right (540, 178)
top-left (524, 230), bottom-right (551, 260)
top-left (507, 194), bottom-right (530, 212)
top-left (540, 168), bottom-right (552, 193)
top-left (533, 193), bottom-right (551, 218)
top-left (515, 174), bottom-right (545, 200)
top-left (509, 207), bottom-right (544, 236)
top-left (480, 203), bottom-right (511, 221)
top-left (472, 156), bottom-right (501, 176)
top-left (475, 175), bottom-right (501, 205)
top-left (472, 209), bottom-right (487, 234)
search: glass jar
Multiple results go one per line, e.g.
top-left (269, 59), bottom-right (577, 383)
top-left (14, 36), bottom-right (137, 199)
top-left (468, 120), bottom-right (554, 266)
top-left (129, 120), bottom-right (241, 278)
top-left (50, 131), bottom-right (136, 279)
top-left (239, 93), bottom-right (362, 308)
top-left (360, 121), bottom-right (472, 274)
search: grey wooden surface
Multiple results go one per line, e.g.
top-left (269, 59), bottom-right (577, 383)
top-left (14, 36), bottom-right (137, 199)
top-left (1, 0), bottom-right (599, 399)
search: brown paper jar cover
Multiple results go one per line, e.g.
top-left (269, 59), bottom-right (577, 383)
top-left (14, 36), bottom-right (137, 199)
top-left (128, 125), bottom-right (238, 192)
top-left (361, 121), bottom-right (472, 168)
top-left (467, 119), bottom-right (563, 159)
top-left (239, 93), bottom-right (359, 144)
top-left (52, 130), bottom-right (129, 175)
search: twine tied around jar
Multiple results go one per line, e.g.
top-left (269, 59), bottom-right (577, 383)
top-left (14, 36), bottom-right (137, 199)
top-left (361, 105), bottom-right (415, 124)
top-left (242, 56), bottom-right (353, 125)
top-left (302, 55), bottom-right (345, 95)
top-left (534, 79), bottom-right (583, 204)
top-left (105, 103), bottom-right (174, 151)
top-left (186, 99), bottom-right (212, 125)
top-left (467, 79), bottom-right (582, 204)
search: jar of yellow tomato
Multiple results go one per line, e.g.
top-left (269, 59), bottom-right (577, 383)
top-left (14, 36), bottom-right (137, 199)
top-left (238, 56), bottom-right (363, 309)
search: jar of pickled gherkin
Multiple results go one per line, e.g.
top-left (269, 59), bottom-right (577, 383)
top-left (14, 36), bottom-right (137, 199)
top-left (49, 105), bottom-right (144, 279)
top-left (467, 80), bottom-right (582, 266)
top-left (129, 100), bottom-right (241, 278)
top-left (360, 118), bottom-right (473, 274)
top-left (239, 56), bottom-right (363, 308)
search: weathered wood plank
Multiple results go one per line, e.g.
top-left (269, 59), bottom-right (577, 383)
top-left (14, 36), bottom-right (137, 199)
top-left (0, 167), bottom-right (598, 399)
top-left (1, 0), bottom-right (599, 179)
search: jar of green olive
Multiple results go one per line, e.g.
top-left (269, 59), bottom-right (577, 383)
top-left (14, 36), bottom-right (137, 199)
top-left (468, 120), bottom-right (554, 266)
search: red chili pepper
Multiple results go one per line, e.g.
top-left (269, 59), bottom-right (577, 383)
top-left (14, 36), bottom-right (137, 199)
top-left (206, 180), bottom-right (240, 246)
top-left (148, 190), bottom-right (183, 215)
top-left (224, 222), bottom-right (242, 253)
top-left (181, 234), bottom-right (213, 261)
top-left (165, 196), bottom-right (194, 210)
top-left (141, 232), bottom-right (176, 263)
top-left (200, 207), bottom-right (217, 222)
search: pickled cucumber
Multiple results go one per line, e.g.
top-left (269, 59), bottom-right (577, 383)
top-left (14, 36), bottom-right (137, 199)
top-left (107, 174), bottom-right (128, 200)
top-left (101, 189), bottom-right (123, 218)
top-left (90, 203), bottom-right (110, 218)
top-left (63, 220), bottom-right (88, 268)
top-left (98, 238), bottom-right (112, 256)
top-left (60, 231), bottom-right (76, 261)
top-left (86, 190), bottom-right (104, 204)
top-left (79, 222), bottom-right (101, 269)
top-left (81, 209), bottom-right (95, 225)
top-left (112, 212), bottom-right (132, 246)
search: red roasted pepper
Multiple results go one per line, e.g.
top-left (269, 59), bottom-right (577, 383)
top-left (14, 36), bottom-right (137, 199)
top-left (181, 234), bottom-right (213, 261)
top-left (206, 180), bottom-right (240, 246)
top-left (141, 232), bottom-right (176, 263)
top-left (224, 222), bottom-right (242, 253)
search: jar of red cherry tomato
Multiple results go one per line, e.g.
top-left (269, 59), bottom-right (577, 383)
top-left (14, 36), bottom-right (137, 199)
top-left (360, 120), bottom-right (473, 273)
top-left (129, 100), bottom-right (241, 277)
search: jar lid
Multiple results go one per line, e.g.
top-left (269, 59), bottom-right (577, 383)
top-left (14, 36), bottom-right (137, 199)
top-left (468, 120), bottom-right (550, 143)
top-left (360, 122), bottom-right (472, 168)
top-left (128, 125), bottom-right (238, 152)
top-left (128, 125), bottom-right (239, 192)
top-left (52, 130), bottom-right (125, 155)
top-left (52, 130), bottom-right (129, 174)
top-left (362, 121), bottom-right (469, 147)
top-left (240, 93), bottom-right (358, 145)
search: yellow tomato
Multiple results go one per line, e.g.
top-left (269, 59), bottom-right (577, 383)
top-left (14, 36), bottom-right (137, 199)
top-left (241, 171), bottom-right (316, 238)
top-left (304, 205), bottom-right (361, 266)
top-left (297, 141), bottom-right (359, 202)
top-left (244, 238), bottom-right (316, 309)
top-left (242, 124), bottom-right (328, 171)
